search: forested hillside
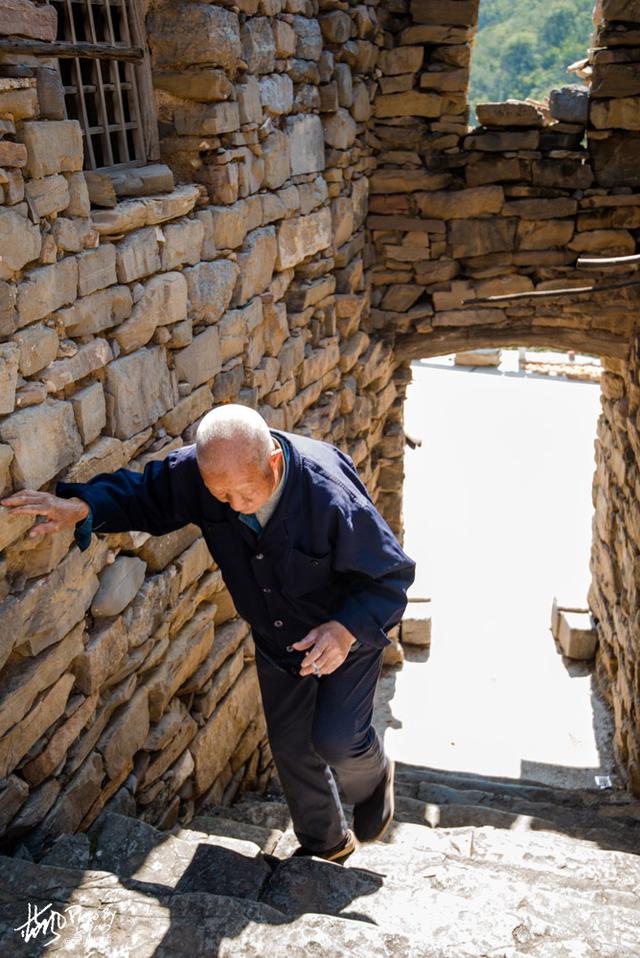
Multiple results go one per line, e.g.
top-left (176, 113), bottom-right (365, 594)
top-left (469, 0), bottom-right (594, 113)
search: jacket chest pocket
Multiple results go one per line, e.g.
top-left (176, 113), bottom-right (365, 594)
top-left (281, 546), bottom-right (332, 598)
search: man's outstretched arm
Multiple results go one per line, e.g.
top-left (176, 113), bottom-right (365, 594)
top-left (1, 447), bottom-right (202, 546)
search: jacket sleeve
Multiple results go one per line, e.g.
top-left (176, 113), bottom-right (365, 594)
top-left (330, 498), bottom-right (416, 649)
top-left (55, 448), bottom-right (200, 542)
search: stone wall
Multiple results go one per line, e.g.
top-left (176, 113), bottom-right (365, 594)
top-left (367, 0), bottom-right (640, 795)
top-left (0, 0), bottom-right (408, 853)
top-left (587, 1), bottom-right (640, 797)
top-left (370, 0), bottom-right (638, 364)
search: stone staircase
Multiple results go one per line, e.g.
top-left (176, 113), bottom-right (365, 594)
top-left (2, 763), bottom-right (640, 957)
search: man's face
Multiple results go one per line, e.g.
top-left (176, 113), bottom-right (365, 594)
top-left (199, 447), bottom-right (283, 514)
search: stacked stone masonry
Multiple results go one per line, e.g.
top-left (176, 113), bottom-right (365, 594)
top-left (1, 0), bottom-right (640, 858)
top-left (0, 0), bottom-right (408, 854)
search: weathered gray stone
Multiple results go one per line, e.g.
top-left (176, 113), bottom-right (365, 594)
top-left (12, 324), bottom-right (58, 378)
top-left (77, 244), bottom-right (117, 296)
top-left (206, 203), bottom-right (250, 251)
top-left (91, 186), bottom-right (200, 236)
top-left (285, 114), bottom-right (325, 175)
top-left (476, 100), bottom-right (546, 127)
top-left (104, 347), bottom-right (174, 440)
top-left (241, 18), bottom-right (276, 74)
top-left (0, 208), bottom-right (41, 280)
top-left (319, 11), bottom-right (352, 44)
top-left (276, 208), bottom-right (332, 270)
top-left (153, 69), bottom-right (234, 102)
top-left (259, 73), bottom-right (294, 116)
top-left (234, 227), bottom-right (277, 305)
top-left (17, 120), bottom-right (84, 178)
top-left (0, 444), bottom-right (13, 497)
top-left (144, 605), bottom-right (216, 721)
top-left (191, 665), bottom-right (260, 795)
top-left (262, 131), bottom-right (291, 190)
top-left (64, 172), bottom-right (91, 217)
top-left (378, 46), bottom-right (424, 76)
top-left (61, 285), bottom-right (133, 337)
top-left (237, 76), bottom-right (263, 125)
top-left (323, 108), bottom-right (357, 150)
top-left (161, 385), bottom-right (213, 437)
top-left (41, 339), bottom-right (112, 393)
top-left (115, 227), bottom-right (161, 283)
top-left (147, 4), bottom-right (242, 71)
top-left (0, 672), bottom-right (76, 779)
top-left (185, 259), bottom-right (239, 323)
top-left (91, 556), bottom-right (147, 619)
top-left (24, 174), bottom-right (70, 220)
top-left (0, 538), bottom-right (107, 672)
top-left (17, 258), bottom-right (78, 327)
top-left (0, 399), bottom-right (83, 489)
top-left (174, 101), bottom-right (240, 135)
top-left (292, 15), bottom-right (323, 60)
top-left (71, 382), bottom-right (106, 445)
top-left (114, 272), bottom-right (188, 353)
top-left (174, 327), bottom-right (222, 388)
top-left (0, 343), bottom-right (19, 416)
top-left (0, 623), bottom-right (85, 741)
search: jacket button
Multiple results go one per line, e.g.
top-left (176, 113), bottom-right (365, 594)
top-left (274, 619), bottom-right (284, 628)
top-left (255, 553), bottom-right (264, 560)
top-left (263, 587), bottom-right (272, 594)
top-left (311, 559), bottom-right (319, 566)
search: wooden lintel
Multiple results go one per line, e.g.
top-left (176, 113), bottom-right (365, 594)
top-left (462, 278), bottom-right (640, 306)
top-left (576, 253), bottom-right (640, 269)
top-left (0, 38), bottom-right (144, 62)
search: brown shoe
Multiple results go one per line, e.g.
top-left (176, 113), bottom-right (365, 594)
top-left (353, 758), bottom-right (395, 843)
top-left (291, 828), bottom-right (356, 863)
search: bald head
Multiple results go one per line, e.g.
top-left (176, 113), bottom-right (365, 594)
top-left (195, 404), bottom-right (283, 513)
top-left (196, 404), bottom-right (273, 473)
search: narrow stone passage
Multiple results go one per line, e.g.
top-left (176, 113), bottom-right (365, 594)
top-left (375, 351), bottom-right (616, 789)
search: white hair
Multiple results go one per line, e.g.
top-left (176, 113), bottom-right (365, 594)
top-left (195, 404), bottom-right (273, 474)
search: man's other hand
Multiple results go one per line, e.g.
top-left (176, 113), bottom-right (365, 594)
top-left (292, 620), bottom-right (357, 677)
top-left (1, 491), bottom-right (89, 539)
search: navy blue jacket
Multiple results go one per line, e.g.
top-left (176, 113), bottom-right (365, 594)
top-left (56, 429), bottom-right (416, 670)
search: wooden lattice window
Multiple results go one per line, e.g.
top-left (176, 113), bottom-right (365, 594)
top-left (50, 0), bottom-right (158, 170)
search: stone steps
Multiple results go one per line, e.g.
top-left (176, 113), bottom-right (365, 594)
top-left (2, 769), bottom-right (640, 957)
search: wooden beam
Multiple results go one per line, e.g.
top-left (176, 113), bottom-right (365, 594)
top-left (0, 38), bottom-right (144, 62)
top-left (462, 278), bottom-right (640, 306)
top-left (576, 252), bottom-right (640, 269)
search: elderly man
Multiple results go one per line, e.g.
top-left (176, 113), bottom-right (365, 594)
top-left (2, 404), bottom-right (415, 863)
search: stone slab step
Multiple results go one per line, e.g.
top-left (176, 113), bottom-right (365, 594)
top-left (201, 798), bottom-right (292, 832)
top-left (260, 842), bottom-right (640, 955)
top-left (412, 781), bottom-right (640, 835)
top-left (42, 811), bottom-right (272, 902)
top-left (393, 795), bottom-right (640, 853)
top-left (181, 814), bottom-right (283, 854)
top-left (395, 763), bottom-right (636, 809)
top-left (383, 820), bottom-right (640, 892)
top-left (0, 856), bottom-right (431, 958)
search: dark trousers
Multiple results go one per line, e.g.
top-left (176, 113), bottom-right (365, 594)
top-left (255, 641), bottom-right (387, 851)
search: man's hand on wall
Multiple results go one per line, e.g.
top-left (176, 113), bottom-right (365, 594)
top-left (1, 491), bottom-right (89, 538)
top-left (293, 620), bottom-right (357, 677)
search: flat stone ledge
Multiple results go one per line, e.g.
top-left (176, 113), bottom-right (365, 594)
top-left (91, 185), bottom-right (200, 237)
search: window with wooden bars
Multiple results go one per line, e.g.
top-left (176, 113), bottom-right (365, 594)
top-left (50, 0), bottom-right (158, 171)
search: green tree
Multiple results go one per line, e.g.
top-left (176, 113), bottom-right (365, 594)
top-left (468, 0), bottom-right (594, 121)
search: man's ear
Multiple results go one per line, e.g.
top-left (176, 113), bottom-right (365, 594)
top-left (270, 446), bottom-right (284, 477)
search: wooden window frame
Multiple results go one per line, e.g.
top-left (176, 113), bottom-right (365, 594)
top-left (0, 0), bottom-right (159, 171)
